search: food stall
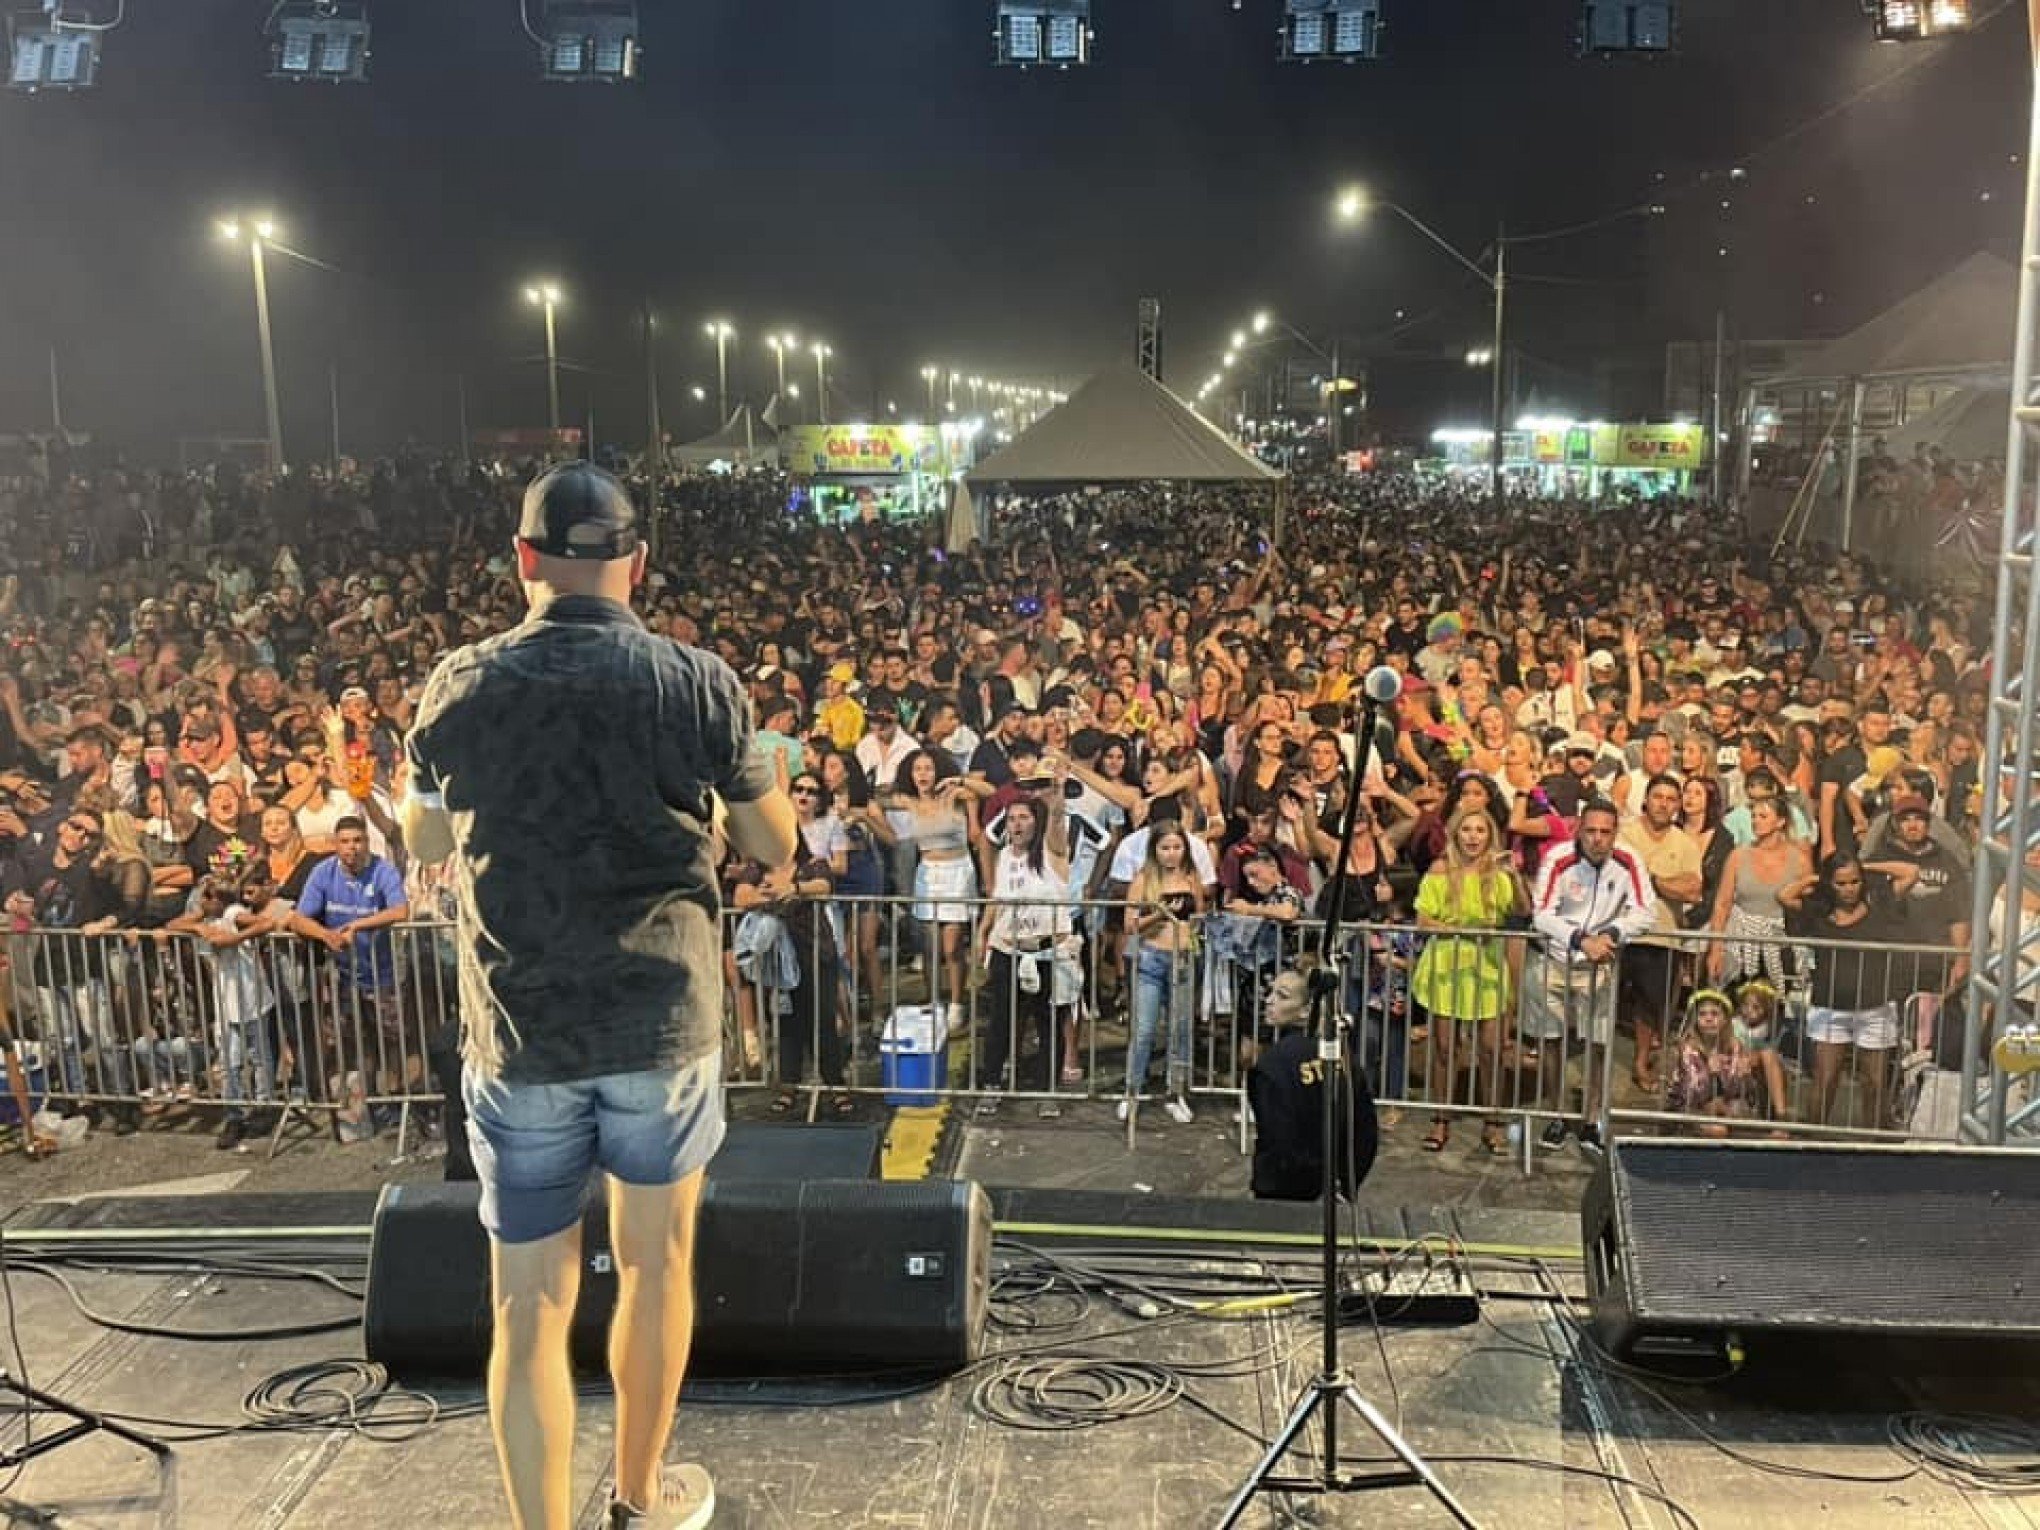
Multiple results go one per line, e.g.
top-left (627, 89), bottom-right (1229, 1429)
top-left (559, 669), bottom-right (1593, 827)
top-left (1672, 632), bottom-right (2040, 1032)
top-left (780, 423), bottom-right (977, 523)
top-left (1425, 419), bottom-right (1707, 498)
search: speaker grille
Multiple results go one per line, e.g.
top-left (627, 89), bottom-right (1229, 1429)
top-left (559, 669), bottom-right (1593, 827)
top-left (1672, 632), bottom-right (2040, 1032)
top-left (1609, 1142), bottom-right (2040, 1332)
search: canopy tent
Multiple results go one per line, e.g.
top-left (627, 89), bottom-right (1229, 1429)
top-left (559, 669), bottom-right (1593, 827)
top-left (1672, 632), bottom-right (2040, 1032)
top-left (1748, 253), bottom-right (2018, 555)
top-left (1887, 386), bottom-right (2012, 464)
top-left (968, 364), bottom-right (1282, 485)
top-left (1781, 252), bottom-right (2017, 384)
top-left (669, 404), bottom-right (776, 468)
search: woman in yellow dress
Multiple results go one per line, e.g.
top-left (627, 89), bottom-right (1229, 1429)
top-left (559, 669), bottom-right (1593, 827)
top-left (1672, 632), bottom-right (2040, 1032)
top-left (1411, 806), bottom-right (1526, 1154)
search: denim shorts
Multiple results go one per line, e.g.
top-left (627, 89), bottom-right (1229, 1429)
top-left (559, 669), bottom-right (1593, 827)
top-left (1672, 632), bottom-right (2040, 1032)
top-left (462, 1054), bottom-right (725, 1244)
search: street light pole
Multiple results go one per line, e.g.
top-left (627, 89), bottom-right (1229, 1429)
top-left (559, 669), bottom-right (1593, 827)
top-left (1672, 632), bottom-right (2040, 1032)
top-left (1489, 226), bottom-right (1507, 515)
top-left (704, 322), bottom-right (733, 422)
top-left (250, 235), bottom-right (284, 473)
top-left (543, 297), bottom-right (560, 432)
top-left (213, 217), bottom-right (290, 471)
top-left (524, 283), bottom-right (564, 432)
top-left (812, 343), bottom-right (832, 426)
top-left (1335, 187), bottom-right (1509, 513)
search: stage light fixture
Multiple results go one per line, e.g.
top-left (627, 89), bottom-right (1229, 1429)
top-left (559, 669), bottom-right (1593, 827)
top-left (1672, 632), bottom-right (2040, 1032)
top-left (538, 2), bottom-right (638, 81)
top-left (6, 4), bottom-right (107, 92)
top-left (269, 2), bottom-right (370, 83)
top-left (1868, 0), bottom-right (1971, 38)
top-left (994, 1), bottom-right (1090, 67)
top-left (1578, 1), bottom-right (1675, 53)
top-left (1281, 1), bottom-right (1381, 62)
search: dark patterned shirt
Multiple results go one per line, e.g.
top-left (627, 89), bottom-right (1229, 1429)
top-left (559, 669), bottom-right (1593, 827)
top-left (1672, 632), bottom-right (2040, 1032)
top-left (407, 595), bottom-right (773, 1085)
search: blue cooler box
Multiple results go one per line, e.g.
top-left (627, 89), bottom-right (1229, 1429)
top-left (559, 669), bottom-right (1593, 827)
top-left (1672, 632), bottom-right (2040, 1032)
top-left (879, 1005), bottom-right (948, 1107)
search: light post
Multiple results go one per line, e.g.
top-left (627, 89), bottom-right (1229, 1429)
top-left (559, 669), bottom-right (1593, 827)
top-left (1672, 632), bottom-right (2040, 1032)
top-left (217, 215), bottom-right (286, 473)
top-left (523, 281), bottom-right (564, 432)
top-left (947, 370), bottom-right (959, 413)
top-left (1336, 185), bottom-right (1508, 511)
top-left (703, 320), bottom-right (735, 421)
top-left (968, 375), bottom-right (983, 413)
top-left (1241, 309), bottom-right (1343, 448)
top-left (767, 332), bottom-right (798, 406)
top-left (811, 341), bottom-right (832, 425)
top-left (921, 365), bottom-right (939, 417)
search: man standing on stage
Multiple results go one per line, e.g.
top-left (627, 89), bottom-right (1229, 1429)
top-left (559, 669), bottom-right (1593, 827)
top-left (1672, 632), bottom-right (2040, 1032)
top-left (404, 462), bottom-right (795, 1530)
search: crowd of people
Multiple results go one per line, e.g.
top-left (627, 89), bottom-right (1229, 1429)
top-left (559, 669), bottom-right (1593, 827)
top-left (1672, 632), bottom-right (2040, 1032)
top-left (0, 443), bottom-right (2011, 1153)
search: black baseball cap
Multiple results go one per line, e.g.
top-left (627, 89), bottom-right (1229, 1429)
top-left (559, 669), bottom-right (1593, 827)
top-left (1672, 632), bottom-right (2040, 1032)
top-left (517, 463), bottom-right (639, 561)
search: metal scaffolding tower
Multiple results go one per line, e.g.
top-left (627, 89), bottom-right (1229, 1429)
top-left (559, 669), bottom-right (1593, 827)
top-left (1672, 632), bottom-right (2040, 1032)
top-left (1962, 5), bottom-right (2040, 1145)
top-left (1137, 298), bottom-right (1162, 383)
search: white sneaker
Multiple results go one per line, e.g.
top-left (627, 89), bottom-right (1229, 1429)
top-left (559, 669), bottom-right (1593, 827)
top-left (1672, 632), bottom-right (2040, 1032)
top-left (1164, 1095), bottom-right (1194, 1126)
top-left (610, 1462), bottom-right (715, 1530)
top-left (945, 1003), bottom-right (967, 1038)
top-left (1114, 1097), bottom-right (1132, 1123)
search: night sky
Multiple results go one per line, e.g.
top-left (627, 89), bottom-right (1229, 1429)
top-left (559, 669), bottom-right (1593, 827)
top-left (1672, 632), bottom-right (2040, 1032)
top-left (0, 0), bottom-right (2025, 457)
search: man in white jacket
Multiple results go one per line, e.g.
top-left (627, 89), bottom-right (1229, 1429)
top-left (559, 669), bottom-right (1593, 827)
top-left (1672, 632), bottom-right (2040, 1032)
top-left (1526, 798), bottom-right (1657, 1152)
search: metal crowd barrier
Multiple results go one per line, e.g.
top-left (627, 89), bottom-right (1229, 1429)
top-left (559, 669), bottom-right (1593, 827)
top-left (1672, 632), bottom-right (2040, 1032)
top-left (0, 899), bottom-right (1976, 1172)
top-left (2, 921), bottom-right (455, 1153)
top-left (713, 893), bottom-right (1973, 1161)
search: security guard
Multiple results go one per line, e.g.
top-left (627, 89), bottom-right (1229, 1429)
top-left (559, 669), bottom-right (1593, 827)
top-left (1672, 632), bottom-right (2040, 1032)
top-left (1247, 969), bottom-right (1381, 1201)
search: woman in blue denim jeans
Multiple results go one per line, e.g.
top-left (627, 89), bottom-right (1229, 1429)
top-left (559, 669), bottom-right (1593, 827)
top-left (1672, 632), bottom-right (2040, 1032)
top-left (1121, 824), bottom-right (1203, 1125)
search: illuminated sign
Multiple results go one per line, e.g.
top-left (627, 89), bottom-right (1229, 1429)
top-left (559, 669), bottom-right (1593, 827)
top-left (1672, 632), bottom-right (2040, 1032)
top-left (781, 426), bottom-right (943, 477)
top-left (1604, 423), bottom-right (1704, 467)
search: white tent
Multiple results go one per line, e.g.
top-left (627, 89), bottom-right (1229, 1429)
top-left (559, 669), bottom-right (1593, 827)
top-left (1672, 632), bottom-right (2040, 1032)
top-left (1888, 387), bottom-right (2012, 463)
top-left (1785, 252), bottom-right (2017, 383)
top-left (669, 404), bottom-right (776, 468)
top-left (968, 363), bottom-right (1282, 486)
top-left (945, 479), bottom-right (981, 553)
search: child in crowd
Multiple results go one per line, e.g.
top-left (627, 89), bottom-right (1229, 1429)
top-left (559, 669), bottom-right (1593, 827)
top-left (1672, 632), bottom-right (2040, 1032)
top-left (171, 868), bottom-right (281, 1150)
top-left (1660, 988), bottom-right (1770, 1137)
top-left (1732, 978), bottom-right (1793, 1123)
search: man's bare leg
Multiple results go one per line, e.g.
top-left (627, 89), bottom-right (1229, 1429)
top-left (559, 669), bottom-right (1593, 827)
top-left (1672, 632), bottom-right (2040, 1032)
top-left (608, 1169), bottom-right (706, 1513)
top-left (488, 1222), bottom-right (585, 1530)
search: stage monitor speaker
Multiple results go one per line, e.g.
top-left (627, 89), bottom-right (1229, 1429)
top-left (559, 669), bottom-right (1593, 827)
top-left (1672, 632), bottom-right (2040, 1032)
top-left (1583, 1139), bottom-right (2040, 1369)
top-left (365, 1178), bottom-right (993, 1381)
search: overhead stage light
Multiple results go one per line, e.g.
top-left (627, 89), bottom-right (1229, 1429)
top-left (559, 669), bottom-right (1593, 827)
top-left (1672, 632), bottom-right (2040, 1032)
top-left (1868, 0), bottom-right (1970, 39)
top-left (7, 3), bottom-right (110, 92)
top-left (1578, 2), bottom-right (1675, 53)
top-left (1281, 1), bottom-right (1381, 62)
top-left (995, 2), bottom-right (1091, 67)
top-left (269, 2), bottom-right (370, 83)
top-left (538, 2), bottom-right (638, 81)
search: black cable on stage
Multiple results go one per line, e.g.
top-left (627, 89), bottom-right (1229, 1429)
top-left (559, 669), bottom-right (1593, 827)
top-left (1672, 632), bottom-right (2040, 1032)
top-left (970, 1357), bottom-right (1183, 1432)
top-left (1888, 1413), bottom-right (2040, 1493)
top-left (1481, 1260), bottom-right (1927, 1491)
top-left (2, 1260), bottom-right (357, 1343)
top-left (0, 1230), bottom-right (32, 1498)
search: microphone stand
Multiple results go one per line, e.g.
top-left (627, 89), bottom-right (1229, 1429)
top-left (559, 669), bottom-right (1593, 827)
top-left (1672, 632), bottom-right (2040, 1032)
top-left (1215, 680), bottom-right (1479, 1529)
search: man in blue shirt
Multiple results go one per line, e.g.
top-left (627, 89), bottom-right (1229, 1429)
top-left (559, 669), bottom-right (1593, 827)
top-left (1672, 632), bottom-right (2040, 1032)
top-left (288, 816), bottom-right (410, 1140)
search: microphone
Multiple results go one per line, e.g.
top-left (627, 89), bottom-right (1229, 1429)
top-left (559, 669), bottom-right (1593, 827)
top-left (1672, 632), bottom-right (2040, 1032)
top-left (1362, 665), bottom-right (1403, 705)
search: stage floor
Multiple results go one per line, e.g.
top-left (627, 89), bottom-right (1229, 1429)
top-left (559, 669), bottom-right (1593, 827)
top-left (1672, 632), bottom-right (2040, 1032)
top-left (0, 1101), bottom-right (2035, 1528)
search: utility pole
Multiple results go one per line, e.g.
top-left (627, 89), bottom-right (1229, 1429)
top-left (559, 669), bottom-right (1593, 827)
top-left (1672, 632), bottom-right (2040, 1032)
top-left (48, 348), bottom-right (63, 437)
top-left (329, 363), bottom-right (341, 465)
